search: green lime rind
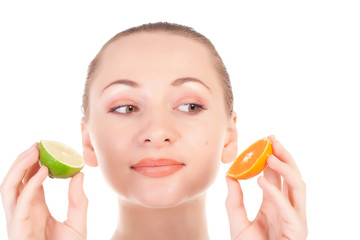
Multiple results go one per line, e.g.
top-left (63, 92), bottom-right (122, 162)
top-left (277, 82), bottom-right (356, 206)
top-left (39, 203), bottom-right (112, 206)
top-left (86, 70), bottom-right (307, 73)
top-left (38, 141), bottom-right (84, 179)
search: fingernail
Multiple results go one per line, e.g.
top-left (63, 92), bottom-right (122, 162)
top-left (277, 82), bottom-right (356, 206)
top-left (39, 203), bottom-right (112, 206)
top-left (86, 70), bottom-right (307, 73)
top-left (25, 143), bottom-right (37, 153)
top-left (267, 134), bottom-right (276, 140)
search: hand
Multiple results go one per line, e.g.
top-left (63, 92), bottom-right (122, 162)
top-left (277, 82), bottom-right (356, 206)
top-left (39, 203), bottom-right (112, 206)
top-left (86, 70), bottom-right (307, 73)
top-left (1, 143), bottom-right (88, 240)
top-left (225, 135), bottom-right (307, 240)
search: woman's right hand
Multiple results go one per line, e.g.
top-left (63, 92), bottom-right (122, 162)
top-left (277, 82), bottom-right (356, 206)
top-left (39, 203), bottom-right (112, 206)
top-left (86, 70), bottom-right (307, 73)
top-left (1, 143), bottom-right (88, 240)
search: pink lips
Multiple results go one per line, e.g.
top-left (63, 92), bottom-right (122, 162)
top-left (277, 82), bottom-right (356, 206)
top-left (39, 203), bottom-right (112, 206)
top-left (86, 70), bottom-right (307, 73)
top-left (131, 158), bottom-right (185, 177)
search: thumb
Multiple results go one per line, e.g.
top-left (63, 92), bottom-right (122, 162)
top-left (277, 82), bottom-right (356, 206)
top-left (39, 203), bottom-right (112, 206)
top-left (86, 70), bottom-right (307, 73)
top-left (225, 176), bottom-right (250, 233)
top-left (66, 172), bottom-right (88, 237)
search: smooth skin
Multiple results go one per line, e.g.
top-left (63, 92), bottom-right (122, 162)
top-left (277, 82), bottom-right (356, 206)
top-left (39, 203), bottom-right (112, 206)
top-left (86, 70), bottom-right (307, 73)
top-left (1, 32), bottom-right (307, 239)
top-left (226, 135), bottom-right (307, 240)
top-left (0, 143), bottom-right (87, 240)
top-left (0, 139), bottom-right (307, 239)
top-left (0, 139), bottom-right (307, 240)
top-left (81, 32), bottom-right (238, 240)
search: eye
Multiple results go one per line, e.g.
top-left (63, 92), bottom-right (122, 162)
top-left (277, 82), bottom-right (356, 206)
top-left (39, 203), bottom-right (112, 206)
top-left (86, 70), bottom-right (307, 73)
top-left (110, 105), bottom-right (139, 114)
top-left (177, 103), bottom-right (205, 114)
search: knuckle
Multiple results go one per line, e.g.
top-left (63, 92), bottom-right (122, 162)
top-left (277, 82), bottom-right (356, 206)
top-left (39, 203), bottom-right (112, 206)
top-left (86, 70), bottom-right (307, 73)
top-left (304, 228), bottom-right (309, 238)
top-left (72, 193), bottom-right (88, 206)
top-left (293, 173), bottom-right (305, 188)
top-left (298, 223), bottom-right (308, 239)
top-left (299, 179), bottom-right (306, 190)
top-left (77, 191), bottom-right (88, 206)
top-left (83, 194), bottom-right (89, 205)
top-left (225, 196), bottom-right (231, 208)
top-left (0, 181), bottom-right (8, 196)
top-left (225, 195), bottom-right (237, 210)
top-left (292, 220), bottom-right (308, 239)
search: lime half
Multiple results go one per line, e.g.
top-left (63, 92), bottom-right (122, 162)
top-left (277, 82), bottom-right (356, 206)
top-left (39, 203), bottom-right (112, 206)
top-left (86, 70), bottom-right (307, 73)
top-left (39, 140), bottom-right (84, 179)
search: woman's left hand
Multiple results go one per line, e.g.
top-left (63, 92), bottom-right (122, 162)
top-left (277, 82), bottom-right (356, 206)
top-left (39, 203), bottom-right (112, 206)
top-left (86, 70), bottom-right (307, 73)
top-left (225, 135), bottom-right (308, 240)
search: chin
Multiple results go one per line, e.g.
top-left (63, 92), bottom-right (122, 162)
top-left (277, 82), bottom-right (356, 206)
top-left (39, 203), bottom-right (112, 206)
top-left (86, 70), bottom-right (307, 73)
top-left (131, 184), bottom-right (188, 209)
top-left (114, 166), bottom-right (217, 209)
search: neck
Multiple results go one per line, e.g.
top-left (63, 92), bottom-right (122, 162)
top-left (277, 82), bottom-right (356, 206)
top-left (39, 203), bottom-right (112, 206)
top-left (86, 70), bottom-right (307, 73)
top-left (112, 193), bottom-right (210, 240)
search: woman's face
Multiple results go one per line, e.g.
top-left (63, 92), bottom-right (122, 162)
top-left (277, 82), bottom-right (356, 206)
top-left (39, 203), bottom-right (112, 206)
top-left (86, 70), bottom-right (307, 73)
top-left (85, 32), bottom-right (234, 208)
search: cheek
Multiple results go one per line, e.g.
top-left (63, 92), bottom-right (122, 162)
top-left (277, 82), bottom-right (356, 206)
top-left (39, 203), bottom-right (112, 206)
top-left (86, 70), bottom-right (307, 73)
top-left (182, 124), bottom-right (226, 194)
top-left (89, 118), bottom-right (134, 195)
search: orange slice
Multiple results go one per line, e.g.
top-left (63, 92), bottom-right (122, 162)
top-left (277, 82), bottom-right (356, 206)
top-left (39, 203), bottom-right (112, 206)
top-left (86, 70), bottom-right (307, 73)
top-left (226, 138), bottom-right (273, 180)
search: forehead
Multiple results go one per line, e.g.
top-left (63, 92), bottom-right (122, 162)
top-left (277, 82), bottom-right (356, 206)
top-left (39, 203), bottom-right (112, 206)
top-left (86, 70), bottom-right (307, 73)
top-left (103, 32), bottom-right (211, 61)
top-left (96, 32), bottom-right (218, 82)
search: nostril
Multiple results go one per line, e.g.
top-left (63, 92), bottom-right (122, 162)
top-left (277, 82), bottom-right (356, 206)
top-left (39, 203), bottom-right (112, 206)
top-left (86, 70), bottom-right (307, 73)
top-left (143, 138), bottom-right (171, 143)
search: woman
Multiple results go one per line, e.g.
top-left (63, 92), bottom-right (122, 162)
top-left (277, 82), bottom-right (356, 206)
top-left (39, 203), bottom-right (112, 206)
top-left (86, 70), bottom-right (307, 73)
top-left (1, 22), bottom-right (307, 239)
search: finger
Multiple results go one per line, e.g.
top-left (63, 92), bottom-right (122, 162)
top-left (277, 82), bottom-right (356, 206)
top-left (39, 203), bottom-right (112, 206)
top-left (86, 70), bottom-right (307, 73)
top-left (262, 164), bottom-right (281, 191)
top-left (283, 181), bottom-right (289, 199)
top-left (15, 182), bottom-right (26, 199)
top-left (267, 155), bottom-right (306, 218)
top-left (268, 136), bottom-right (299, 172)
top-left (258, 176), bottom-right (299, 223)
top-left (13, 165), bottom-right (48, 221)
top-left (225, 176), bottom-right (250, 235)
top-left (2, 143), bottom-right (39, 189)
top-left (14, 143), bottom-right (38, 162)
top-left (66, 172), bottom-right (88, 238)
top-left (23, 161), bottom-right (41, 184)
top-left (1, 143), bottom-right (39, 216)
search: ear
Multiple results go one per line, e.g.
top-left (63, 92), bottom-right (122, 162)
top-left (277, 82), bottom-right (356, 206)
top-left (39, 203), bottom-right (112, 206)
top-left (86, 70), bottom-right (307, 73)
top-left (221, 111), bottom-right (238, 164)
top-left (81, 118), bottom-right (98, 167)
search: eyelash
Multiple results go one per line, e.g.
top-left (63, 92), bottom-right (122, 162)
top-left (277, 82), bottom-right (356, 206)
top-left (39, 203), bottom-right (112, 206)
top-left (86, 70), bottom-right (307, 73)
top-left (177, 103), bottom-right (206, 115)
top-left (108, 105), bottom-right (139, 115)
top-left (108, 103), bottom-right (206, 116)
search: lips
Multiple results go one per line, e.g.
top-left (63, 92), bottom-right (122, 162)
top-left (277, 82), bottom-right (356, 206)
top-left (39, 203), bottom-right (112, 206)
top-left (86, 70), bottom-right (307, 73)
top-left (131, 158), bottom-right (185, 177)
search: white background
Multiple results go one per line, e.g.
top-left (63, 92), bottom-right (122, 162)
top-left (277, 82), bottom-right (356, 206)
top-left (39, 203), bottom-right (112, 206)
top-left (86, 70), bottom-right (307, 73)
top-left (0, 1), bottom-right (359, 239)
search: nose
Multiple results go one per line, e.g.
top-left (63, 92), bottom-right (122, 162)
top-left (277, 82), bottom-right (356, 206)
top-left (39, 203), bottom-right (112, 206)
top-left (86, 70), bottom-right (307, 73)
top-left (137, 112), bottom-right (178, 147)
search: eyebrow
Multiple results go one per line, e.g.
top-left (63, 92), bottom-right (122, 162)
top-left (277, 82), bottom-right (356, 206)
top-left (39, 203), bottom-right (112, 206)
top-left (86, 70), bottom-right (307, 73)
top-left (171, 77), bottom-right (211, 91)
top-left (102, 79), bottom-right (139, 92)
top-left (101, 77), bottom-right (211, 94)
